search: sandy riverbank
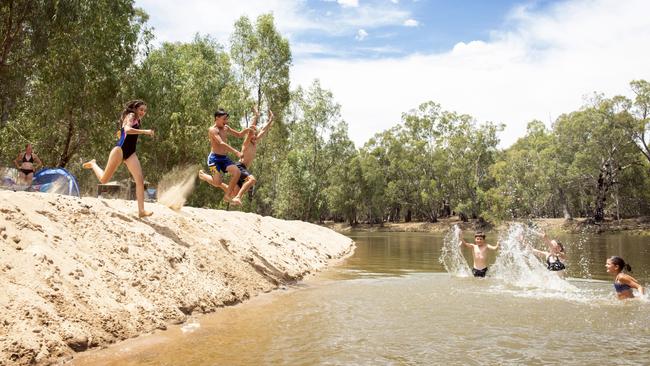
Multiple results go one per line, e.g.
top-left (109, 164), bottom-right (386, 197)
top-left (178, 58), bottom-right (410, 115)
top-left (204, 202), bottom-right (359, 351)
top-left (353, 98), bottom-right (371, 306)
top-left (323, 216), bottom-right (650, 235)
top-left (0, 191), bottom-right (355, 365)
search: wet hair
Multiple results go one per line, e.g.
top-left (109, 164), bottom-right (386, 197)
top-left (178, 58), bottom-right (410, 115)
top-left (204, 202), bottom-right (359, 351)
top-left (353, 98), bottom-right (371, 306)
top-left (120, 100), bottom-right (147, 127)
top-left (609, 256), bottom-right (632, 273)
top-left (214, 108), bottom-right (229, 119)
top-left (474, 231), bottom-right (486, 239)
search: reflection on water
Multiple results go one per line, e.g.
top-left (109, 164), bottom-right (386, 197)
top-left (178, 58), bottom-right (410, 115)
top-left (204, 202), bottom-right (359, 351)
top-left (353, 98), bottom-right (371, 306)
top-left (71, 230), bottom-right (650, 366)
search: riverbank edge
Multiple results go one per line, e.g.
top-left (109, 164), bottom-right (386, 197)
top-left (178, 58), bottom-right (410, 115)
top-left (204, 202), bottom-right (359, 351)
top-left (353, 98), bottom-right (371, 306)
top-left (322, 217), bottom-right (650, 235)
top-left (0, 191), bottom-right (356, 366)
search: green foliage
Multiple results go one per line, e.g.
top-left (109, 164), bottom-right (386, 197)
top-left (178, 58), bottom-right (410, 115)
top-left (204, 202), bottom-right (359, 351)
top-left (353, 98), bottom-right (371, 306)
top-left (2, 3), bottom-right (650, 224)
top-left (229, 13), bottom-right (292, 215)
top-left (0, 0), bottom-right (149, 178)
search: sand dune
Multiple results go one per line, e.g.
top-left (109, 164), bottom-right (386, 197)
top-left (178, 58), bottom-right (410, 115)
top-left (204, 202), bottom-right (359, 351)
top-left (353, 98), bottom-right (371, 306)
top-left (0, 191), bottom-right (354, 365)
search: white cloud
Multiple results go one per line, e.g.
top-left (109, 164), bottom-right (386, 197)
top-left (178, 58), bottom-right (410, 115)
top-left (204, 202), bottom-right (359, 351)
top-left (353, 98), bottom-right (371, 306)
top-left (292, 0), bottom-right (650, 147)
top-left (403, 18), bottom-right (418, 27)
top-left (135, 0), bottom-right (317, 45)
top-left (136, 0), bottom-right (409, 43)
top-left (338, 0), bottom-right (359, 7)
top-left (356, 29), bottom-right (369, 41)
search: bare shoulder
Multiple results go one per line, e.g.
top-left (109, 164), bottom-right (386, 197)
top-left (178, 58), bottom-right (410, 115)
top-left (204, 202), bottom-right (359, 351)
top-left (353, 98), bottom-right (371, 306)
top-left (123, 112), bottom-right (137, 127)
top-left (620, 273), bottom-right (638, 283)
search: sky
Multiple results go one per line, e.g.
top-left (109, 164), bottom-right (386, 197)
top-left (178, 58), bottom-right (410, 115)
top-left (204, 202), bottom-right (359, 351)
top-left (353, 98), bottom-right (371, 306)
top-left (135, 0), bottom-right (650, 147)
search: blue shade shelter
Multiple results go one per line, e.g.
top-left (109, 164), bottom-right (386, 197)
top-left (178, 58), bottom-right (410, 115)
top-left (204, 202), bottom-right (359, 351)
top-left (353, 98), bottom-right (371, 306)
top-left (32, 168), bottom-right (80, 197)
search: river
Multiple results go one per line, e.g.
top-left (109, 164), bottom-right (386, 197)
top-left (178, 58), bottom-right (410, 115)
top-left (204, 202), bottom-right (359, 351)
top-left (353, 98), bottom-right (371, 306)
top-left (70, 228), bottom-right (650, 365)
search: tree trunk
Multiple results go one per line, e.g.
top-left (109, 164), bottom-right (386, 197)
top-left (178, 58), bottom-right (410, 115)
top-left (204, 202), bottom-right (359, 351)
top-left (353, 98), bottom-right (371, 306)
top-left (594, 160), bottom-right (614, 223)
top-left (442, 199), bottom-right (451, 217)
top-left (58, 116), bottom-right (75, 168)
top-left (594, 171), bottom-right (607, 222)
top-left (558, 188), bottom-right (572, 220)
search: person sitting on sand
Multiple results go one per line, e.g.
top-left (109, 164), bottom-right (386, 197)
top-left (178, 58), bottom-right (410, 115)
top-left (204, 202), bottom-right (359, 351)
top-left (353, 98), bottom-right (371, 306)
top-left (14, 143), bottom-right (42, 185)
top-left (529, 230), bottom-right (566, 274)
top-left (198, 108), bottom-right (251, 206)
top-left (459, 230), bottom-right (499, 278)
top-left (606, 256), bottom-right (644, 300)
top-left (82, 100), bottom-right (154, 218)
top-left (199, 106), bottom-right (274, 203)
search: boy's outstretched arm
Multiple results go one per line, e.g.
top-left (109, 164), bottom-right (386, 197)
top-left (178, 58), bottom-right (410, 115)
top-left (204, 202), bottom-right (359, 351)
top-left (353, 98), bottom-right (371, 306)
top-left (257, 109), bottom-right (274, 140)
top-left (487, 241), bottom-right (499, 250)
top-left (458, 229), bottom-right (472, 248)
top-left (226, 125), bottom-right (252, 138)
top-left (535, 230), bottom-right (555, 250)
top-left (250, 105), bottom-right (261, 126)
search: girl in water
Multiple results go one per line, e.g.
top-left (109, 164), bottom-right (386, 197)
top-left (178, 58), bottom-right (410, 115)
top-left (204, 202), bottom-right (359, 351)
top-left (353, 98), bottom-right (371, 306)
top-left (606, 256), bottom-right (644, 300)
top-left (530, 230), bottom-right (566, 274)
top-left (83, 100), bottom-right (154, 217)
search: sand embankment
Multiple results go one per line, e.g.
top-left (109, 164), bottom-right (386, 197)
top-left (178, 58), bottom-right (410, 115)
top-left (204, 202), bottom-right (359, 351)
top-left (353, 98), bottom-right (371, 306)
top-left (0, 191), bottom-right (355, 365)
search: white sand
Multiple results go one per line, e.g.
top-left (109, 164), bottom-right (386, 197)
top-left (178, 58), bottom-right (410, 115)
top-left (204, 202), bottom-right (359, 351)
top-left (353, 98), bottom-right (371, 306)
top-left (0, 191), bottom-right (354, 365)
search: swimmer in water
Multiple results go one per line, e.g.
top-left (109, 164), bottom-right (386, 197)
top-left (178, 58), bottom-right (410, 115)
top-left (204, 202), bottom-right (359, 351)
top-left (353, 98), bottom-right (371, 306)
top-left (459, 230), bottom-right (499, 278)
top-left (606, 256), bottom-right (644, 300)
top-left (529, 230), bottom-right (567, 275)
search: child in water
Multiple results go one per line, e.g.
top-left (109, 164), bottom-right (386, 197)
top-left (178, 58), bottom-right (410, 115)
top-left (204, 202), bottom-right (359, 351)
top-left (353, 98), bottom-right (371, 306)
top-left (459, 230), bottom-right (499, 277)
top-left (606, 256), bottom-right (644, 300)
top-left (529, 230), bottom-right (566, 274)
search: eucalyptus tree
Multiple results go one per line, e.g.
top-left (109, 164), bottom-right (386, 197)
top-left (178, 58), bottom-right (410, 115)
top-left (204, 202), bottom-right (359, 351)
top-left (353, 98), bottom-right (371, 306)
top-left (0, 0), bottom-right (150, 171)
top-left (423, 106), bottom-right (502, 221)
top-left (356, 140), bottom-right (389, 224)
top-left (230, 13), bottom-right (291, 215)
top-left (553, 95), bottom-right (640, 222)
top-left (274, 81), bottom-right (353, 221)
top-left (627, 80), bottom-right (650, 166)
top-left (486, 121), bottom-right (560, 220)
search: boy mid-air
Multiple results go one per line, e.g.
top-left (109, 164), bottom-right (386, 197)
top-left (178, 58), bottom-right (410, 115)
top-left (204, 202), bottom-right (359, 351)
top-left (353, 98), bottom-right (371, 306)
top-left (198, 109), bottom-right (251, 205)
top-left (200, 106), bottom-right (274, 203)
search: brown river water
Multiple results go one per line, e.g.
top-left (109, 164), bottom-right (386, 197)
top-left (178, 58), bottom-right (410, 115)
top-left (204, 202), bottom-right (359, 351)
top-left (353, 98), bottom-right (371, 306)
top-left (70, 227), bottom-right (650, 365)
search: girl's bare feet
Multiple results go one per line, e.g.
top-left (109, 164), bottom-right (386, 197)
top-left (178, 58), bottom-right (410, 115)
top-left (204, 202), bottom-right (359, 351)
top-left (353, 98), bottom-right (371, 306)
top-left (139, 210), bottom-right (153, 218)
top-left (82, 159), bottom-right (96, 169)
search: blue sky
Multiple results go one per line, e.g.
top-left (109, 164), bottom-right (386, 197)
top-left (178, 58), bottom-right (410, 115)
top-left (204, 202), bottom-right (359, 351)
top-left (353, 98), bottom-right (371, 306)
top-left (294, 0), bottom-right (551, 58)
top-left (135, 0), bottom-right (650, 147)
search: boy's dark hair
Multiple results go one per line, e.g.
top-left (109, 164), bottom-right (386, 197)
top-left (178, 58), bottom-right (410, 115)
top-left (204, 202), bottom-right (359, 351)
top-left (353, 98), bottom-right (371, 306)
top-left (214, 108), bottom-right (229, 118)
top-left (556, 241), bottom-right (564, 252)
top-left (474, 231), bottom-right (486, 239)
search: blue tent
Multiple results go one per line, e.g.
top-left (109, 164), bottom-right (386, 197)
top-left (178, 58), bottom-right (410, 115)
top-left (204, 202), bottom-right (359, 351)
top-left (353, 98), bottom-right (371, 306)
top-left (32, 168), bottom-right (80, 197)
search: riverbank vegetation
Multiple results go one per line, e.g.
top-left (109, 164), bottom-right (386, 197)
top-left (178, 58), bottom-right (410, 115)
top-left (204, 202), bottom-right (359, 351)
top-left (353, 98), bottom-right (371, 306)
top-left (2, 1), bottom-right (649, 225)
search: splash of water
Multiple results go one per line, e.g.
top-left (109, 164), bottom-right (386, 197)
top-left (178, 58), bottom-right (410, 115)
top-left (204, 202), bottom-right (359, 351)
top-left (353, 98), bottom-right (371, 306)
top-left (574, 228), bottom-right (593, 279)
top-left (157, 165), bottom-right (198, 211)
top-left (491, 223), bottom-right (576, 292)
top-left (439, 225), bottom-right (471, 277)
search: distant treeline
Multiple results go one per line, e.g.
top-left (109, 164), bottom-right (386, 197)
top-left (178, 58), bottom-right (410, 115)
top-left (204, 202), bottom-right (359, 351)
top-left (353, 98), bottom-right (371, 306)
top-left (2, 1), bottom-right (649, 224)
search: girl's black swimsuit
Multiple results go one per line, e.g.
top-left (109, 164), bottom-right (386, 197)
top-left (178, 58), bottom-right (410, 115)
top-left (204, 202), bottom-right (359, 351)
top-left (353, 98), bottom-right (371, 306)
top-left (20, 154), bottom-right (35, 175)
top-left (546, 255), bottom-right (566, 271)
top-left (116, 119), bottom-right (140, 160)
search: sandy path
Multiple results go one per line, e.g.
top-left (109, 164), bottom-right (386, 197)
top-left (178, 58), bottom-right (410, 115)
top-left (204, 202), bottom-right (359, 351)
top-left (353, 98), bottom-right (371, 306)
top-left (0, 191), bottom-right (354, 365)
